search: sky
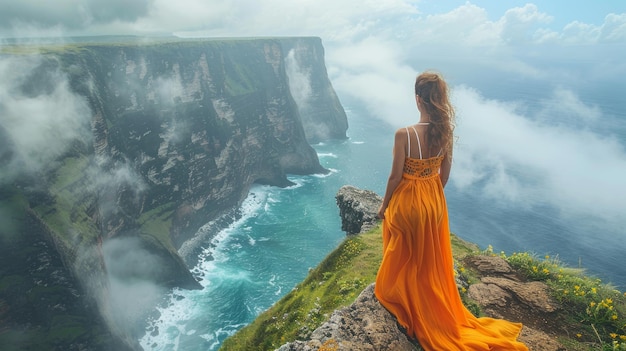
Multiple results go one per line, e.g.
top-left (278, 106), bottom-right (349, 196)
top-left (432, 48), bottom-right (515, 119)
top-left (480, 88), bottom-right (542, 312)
top-left (1, 0), bottom-right (625, 224)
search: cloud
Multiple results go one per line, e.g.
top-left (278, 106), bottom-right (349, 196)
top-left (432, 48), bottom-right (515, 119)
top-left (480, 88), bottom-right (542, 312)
top-left (285, 48), bottom-right (312, 110)
top-left (0, 0), bottom-right (153, 31)
top-left (410, 3), bottom-right (499, 46)
top-left (498, 3), bottom-right (553, 44)
top-left (600, 13), bottom-right (626, 42)
top-left (451, 86), bottom-right (626, 223)
top-left (536, 12), bottom-right (626, 44)
top-left (326, 37), bottom-right (417, 126)
top-left (0, 56), bottom-right (92, 184)
top-left (87, 159), bottom-right (148, 220)
top-left (102, 236), bottom-right (166, 334)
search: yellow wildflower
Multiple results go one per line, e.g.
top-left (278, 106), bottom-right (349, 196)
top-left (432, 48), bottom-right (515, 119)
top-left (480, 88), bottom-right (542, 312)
top-left (576, 333), bottom-right (582, 338)
top-left (590, 302), bottom-right (596, 307)
top-left (612, 314), bottom-right (618, 320)
top-left (591, 287), bottom-right (597, 294)
top-left (611, 333), bottom-right (618, 339)
top-left (620, 335), bottom-right (626, 341)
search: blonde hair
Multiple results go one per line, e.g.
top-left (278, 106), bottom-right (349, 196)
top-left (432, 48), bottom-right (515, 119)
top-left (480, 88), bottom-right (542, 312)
top-left (414, 71), bottom-right (455, 157)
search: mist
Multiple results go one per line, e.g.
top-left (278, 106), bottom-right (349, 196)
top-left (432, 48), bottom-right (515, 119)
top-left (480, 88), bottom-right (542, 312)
top-left (451, 85), bottom-right (626, 223)
top-left (0, 48), bottom-right (161, 341)
top-left (0, 55), bottom-right (92, 184)
top-left (102, 236), bottom-right (167, 335)
top-left (285, 48), bottom-right (312, 111)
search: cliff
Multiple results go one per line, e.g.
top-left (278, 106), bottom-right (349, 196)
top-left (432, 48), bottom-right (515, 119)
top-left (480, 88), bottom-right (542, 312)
top-left (0, 37), bottom-right (347, 350)
top-left (221, 185), bottom-right (626, 351)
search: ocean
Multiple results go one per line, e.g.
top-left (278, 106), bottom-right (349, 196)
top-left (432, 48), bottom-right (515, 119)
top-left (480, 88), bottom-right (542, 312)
top-left (140, 74), bottom-right (625, 350)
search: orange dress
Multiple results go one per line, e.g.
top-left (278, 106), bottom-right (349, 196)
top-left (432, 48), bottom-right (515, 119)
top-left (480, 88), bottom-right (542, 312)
top-left (375, 128), bottom-right (528, 351)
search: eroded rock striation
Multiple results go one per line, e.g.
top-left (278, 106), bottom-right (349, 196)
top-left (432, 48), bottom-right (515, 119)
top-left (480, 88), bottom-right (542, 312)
top-left (0, 37), bottom-right (346, 350)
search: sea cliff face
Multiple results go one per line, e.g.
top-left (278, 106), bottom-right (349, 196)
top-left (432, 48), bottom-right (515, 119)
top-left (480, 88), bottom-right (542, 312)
top-left (0, 37), bottom-right (347, 350)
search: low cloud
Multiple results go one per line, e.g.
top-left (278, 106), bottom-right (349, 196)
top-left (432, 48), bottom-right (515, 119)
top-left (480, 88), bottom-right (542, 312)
top-left (451, 86), bottom-right (626, 223)
top-left (87, 158), bottom-right (148, 220)
top-left (326, 37), bottom-right (416, 126)
top-left (0, 55), bottom-right (92, 184)
top-left (0, 0), bottom-right (153, 31)
top-left (285, 48), bottom-right (312, 111)
top-left (102, 236), bottom-right (166, 334)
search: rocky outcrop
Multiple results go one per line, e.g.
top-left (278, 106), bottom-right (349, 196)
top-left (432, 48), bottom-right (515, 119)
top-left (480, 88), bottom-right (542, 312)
top-left (335, 185), bottom-right (382, 235)
top-left (0, 37), bottom-right (347, 350)
top-left (278, 186), bottom-right (565, 351)
top-left (465, 257), bottom-right (559, 314)
top-left (276, 284), bottom-right (417, 351)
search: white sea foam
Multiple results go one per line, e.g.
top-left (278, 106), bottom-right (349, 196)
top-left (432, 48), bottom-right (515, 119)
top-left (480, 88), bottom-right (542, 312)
top-left (284, 176), bottom-right (306, 189)
top-left (317, 152), bottom-right (338, 158)
top-left (312, 168), bottom-right (339, 178)
top-left (268, 274), bottom-right (283, 296)
top-left (247, 234), bottom-right (256, 246)
top-left (140, 185), bottom-right (271, 350)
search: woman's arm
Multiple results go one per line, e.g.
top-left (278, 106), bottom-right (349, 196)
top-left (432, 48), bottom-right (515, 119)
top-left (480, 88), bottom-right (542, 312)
top-left (439, 148), bottom-right (452, 188)
top-left (378, 129), bottom-right (406, 219)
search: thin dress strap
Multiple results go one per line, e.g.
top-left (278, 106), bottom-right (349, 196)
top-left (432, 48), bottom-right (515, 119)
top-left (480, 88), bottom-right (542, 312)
top-left (405, 127), bottom-right (411, 158)
top-left (411, 126), bottom-right (423, 159)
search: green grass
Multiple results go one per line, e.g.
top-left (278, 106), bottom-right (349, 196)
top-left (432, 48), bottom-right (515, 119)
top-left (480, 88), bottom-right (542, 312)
top-left (32, 156), bottom-right (100, 247)
top-left (137, 202), bottom-right (176, 249)
top-left (219, 226), bottom-right (477, 350)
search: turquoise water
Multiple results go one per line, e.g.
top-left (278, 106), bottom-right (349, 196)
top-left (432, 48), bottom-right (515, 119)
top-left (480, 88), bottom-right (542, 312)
top-left (141, 97), bottom-right (625, 350)
top-left (139, 127), bottom-right (376, 350)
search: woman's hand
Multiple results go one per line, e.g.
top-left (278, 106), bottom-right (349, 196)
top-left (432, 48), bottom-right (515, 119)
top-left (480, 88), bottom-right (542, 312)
top-left (377, 205), bottom-right (386, 220)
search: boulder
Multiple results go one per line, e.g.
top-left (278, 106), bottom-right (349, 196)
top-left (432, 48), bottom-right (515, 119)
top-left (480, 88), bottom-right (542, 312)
top-left (335, 185), bottom-right (382, 235)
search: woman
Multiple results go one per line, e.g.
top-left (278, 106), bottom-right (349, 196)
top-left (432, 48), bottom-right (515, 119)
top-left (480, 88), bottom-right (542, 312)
top-left (375, 71), bottom-right (528, 350)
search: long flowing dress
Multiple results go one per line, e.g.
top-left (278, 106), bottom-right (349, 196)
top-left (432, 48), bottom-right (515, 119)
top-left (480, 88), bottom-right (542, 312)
top-left (375, 127), bottom-right (528, 351)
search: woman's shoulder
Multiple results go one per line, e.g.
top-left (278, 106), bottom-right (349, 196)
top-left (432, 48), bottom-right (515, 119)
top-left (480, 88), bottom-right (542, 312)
top-left (394, 127), bottom-right (409, 139)
top-left (394, 127), bottom-right (407, 134)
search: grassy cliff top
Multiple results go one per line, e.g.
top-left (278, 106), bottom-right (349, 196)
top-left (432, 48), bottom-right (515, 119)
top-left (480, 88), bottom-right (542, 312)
top-left (220, 225), bottom-right (626, 351)
top-left (0, 35), bottom-right (321, 54)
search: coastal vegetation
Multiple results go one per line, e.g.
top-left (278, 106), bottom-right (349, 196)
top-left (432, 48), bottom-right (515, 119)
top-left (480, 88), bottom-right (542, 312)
top-left (220, 225), bottom-right (626, 350)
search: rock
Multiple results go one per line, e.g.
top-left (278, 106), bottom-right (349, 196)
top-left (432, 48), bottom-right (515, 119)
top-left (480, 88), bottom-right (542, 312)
top-left (276, 284), bottom-right (419, 351)
top-left (335, 185), bottom-right (382, 235)
top-left (463, 255), bottom-right (519, 279)
top-left (464, 256), bottom-right (559, 313)
top-left (463, 255), bottom-right (564, 351)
